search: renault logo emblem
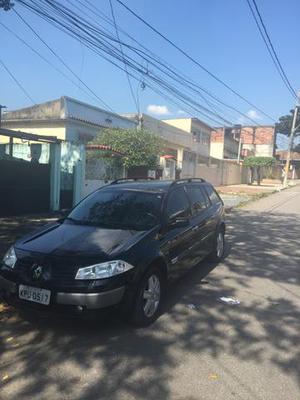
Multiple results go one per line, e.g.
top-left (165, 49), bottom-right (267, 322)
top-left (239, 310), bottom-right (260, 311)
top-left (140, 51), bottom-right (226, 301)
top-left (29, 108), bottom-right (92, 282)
top-left (32, 264), bottom-right (43, 280)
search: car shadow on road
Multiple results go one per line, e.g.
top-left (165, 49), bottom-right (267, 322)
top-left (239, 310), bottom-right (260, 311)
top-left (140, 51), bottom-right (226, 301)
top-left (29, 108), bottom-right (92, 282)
top-left (1, 210), bottom-right (300, 399)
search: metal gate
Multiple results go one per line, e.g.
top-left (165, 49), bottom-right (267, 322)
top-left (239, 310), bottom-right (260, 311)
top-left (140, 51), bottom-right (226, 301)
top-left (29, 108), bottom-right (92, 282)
top-left (0, 159), bottom-right (50, 216)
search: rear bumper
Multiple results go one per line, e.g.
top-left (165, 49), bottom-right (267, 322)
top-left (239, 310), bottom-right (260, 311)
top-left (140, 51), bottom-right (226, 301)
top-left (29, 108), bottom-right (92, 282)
top-left (0, 274), bottom-right (125, 310)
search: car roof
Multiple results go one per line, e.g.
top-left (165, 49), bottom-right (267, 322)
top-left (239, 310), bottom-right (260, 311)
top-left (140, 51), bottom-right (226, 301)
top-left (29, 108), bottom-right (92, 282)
top-left (101, 179), bottom-right (208, 193)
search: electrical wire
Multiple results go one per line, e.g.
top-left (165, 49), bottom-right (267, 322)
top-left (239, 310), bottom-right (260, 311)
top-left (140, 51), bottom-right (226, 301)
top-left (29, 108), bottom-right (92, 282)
top-left (246, 0), bottom-right (298, 100)
top-left (13, 1), bottom-right (255, 124)
top-left (13, 7), bottom-right (115, 112)
top-left (80, 0), bottom-right (238, 120)
top-left (115, 0), bottom-right (275, 122)
top-left (13, 0), bottom-right (275, 128)
top-left (80, 0), bottom-right (273, 127)
top-left (108, 0), bottom-right (139, 113)
top-left (14, 0), bottom-right (236, 126)
top-left (0, 20), bottom-right (107, 105)
top-left (0, 57), bottom-right (36, 104)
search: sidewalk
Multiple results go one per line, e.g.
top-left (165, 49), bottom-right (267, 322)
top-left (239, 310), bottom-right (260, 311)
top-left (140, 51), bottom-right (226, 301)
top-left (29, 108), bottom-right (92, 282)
top-left (218, 179), bottom-right (300, 209)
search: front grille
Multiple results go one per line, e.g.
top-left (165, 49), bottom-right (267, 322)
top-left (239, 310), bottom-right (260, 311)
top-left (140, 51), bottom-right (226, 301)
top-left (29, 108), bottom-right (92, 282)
top-left (15, 256), bottom-right (77, 287)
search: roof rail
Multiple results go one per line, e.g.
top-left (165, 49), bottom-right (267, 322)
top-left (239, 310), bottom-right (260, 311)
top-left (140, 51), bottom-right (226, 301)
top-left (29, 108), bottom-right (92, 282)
top-left (110, 177), bottom-right (155, 185)
top-left (170, 178), bottom-right (206, 187)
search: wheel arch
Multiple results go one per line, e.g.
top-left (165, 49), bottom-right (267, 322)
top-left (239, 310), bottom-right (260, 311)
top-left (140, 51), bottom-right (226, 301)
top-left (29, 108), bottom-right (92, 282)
top-left (146, 257), bottom-right (168, 283)
top-left (219, 221), bottom-right (226, 234)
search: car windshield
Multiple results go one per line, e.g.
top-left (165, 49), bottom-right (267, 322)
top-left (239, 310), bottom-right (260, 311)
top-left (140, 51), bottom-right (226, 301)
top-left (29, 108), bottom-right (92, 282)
top-left (67, 189), bottom-right (163, 230)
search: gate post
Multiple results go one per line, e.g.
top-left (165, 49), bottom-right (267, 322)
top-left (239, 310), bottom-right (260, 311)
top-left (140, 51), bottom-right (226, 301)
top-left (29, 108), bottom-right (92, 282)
top-left (50, 143), bottom-right (61, 211)
top-left (73, 144), bottom-right (86, 206)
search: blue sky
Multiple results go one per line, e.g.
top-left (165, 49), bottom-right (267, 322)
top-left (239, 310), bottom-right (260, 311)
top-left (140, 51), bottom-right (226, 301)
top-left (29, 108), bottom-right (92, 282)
top-left (1, 0), bottom-right (299, 144)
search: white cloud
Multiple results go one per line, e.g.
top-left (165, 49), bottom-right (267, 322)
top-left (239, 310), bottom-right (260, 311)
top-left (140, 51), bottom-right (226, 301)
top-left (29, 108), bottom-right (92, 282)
top-left (237, 109), bottom-right (262, 125)
top-left (247, 109), bottom-right (262, 120)
top-left (177, 110), bottom-right (186, 115)
top-left (147, 104), bottom-right (171, 116)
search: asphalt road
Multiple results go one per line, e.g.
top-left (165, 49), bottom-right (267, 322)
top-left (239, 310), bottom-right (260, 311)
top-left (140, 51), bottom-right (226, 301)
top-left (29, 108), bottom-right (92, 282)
top-left (1, 186), bottom-right (300, 400)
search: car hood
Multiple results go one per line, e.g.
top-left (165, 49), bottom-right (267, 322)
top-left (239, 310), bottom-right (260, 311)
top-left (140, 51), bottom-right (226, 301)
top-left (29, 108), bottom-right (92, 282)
top-left (15, 221), bottom-right (150, 258)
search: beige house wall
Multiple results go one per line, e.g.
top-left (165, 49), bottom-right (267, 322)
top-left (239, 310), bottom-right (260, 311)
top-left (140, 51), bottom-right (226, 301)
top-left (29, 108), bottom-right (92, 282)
top-left (0, 125), bottom-right (66, 144)
top-left (162, 118), bottom-right (192, 133)
top-left (163, 118), bottom-right (211, 158)
top-left (242, 143), bottom-right (274, 157)
top-left (210, 142), bottom-right (224, 159)
top-left (196, 161), bottom-right (247, 186)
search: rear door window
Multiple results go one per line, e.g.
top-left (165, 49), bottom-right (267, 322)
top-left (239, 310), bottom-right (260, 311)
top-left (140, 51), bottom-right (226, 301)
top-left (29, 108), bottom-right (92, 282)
top-left (186, 185), bottom-right (210, 216)
top-left (166, 187), bottom-right (190, 219)
top-left (204, 185), bottom-right (223, 205)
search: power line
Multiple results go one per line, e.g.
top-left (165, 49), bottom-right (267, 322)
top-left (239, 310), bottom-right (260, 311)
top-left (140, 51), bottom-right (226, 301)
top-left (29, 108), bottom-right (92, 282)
top-left (13, 7), bottom-right (115, 112)
top-left (80, 0), bottom-right (269, 126)
top-left (13, 0), bottom-right (273, 128)
top-left (30, 0), bottom-right (265, 126)
top-left (12, 0), bottom-right (253, 126)
top-left (108, 0), bottom-right (139, 113)
top-left (115, 0), bottom-right (275, 122)
top-left (14, 0), bottom-right (236, 126)
top-left (80, 0), bottom-right (240, 121)
top-left (246, 0), bottom-right (298, 100)
top-left (251, 0), bottom-right (297, 99)
top-left (51, 2), bottom-right (261, 124)
top-left (0, 57), bottom-right (36, 104)
top-left (0, 20), bottom-right (107, 105)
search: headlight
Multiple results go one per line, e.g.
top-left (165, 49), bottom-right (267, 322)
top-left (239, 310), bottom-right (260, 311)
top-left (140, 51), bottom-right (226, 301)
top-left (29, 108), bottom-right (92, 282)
top-left (3, 246), bottom-right (17, 269)
top-left (75, 260), bottom-right (134, 280)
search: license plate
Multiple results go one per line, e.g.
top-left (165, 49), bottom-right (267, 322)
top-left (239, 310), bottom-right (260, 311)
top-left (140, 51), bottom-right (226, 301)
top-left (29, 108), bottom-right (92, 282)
top-left (19, 285), bottom-right (51, 306)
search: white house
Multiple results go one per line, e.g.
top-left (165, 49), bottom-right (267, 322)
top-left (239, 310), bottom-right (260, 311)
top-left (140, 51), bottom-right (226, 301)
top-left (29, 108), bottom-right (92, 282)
top-left (2, 96), bottom-right (136, 143)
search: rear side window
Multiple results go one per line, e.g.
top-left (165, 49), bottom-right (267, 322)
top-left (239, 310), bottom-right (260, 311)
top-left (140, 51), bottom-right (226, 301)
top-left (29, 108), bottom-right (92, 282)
top-left (166, 187), bottom-right (190, 219)
top-left (187, 186), bottom-right (210, 215)
top-left (205, 185), bottom-right (222, 205)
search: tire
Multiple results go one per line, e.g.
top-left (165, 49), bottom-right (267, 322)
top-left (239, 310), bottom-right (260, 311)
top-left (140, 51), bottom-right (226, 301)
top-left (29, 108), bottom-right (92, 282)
top-left (130, 266), bottom-right (165, 327)
top-left (209, 228), bottom-right (225, 262)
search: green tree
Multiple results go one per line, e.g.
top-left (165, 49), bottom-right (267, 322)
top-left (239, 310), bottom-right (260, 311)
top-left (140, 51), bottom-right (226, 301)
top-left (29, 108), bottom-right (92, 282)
top-left (275, 110), bottom-right (300, 137)
top-left (243, 156), bottom-right (276, 185)
top-left (90, 128), bottom-right (163, 170)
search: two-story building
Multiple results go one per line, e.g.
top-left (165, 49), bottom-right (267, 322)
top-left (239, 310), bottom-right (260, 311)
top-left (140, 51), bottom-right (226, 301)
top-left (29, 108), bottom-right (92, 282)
top-left (240, 125), bottom-right (276, 158)
top-left (162, 117), bottom-right (211, 161)
top-left (210, 127), bottom-right (240, 160)
top-left (122, 114), bottom-right (212, 179)
top-left (210, 125), bottom-right (275, 160)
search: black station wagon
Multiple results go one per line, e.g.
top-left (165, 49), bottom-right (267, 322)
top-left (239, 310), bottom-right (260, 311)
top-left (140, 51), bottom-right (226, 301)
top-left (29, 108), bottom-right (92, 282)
top-left (0, 178), bottom-right (225, 326)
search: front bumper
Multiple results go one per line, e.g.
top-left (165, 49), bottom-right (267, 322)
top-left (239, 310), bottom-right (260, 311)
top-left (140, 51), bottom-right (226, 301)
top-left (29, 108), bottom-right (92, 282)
top-left (0, 274), bottom-right (125, 310)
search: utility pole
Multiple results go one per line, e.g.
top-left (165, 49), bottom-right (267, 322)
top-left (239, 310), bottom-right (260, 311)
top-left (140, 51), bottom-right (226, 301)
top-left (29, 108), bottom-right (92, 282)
top-left (237, 133), bottom-right (242, 163)
top-left (283, 104), bottom-right (299, 187)
top-left (137, 113), bottom-right (143, 131)
top-left (232, 124), bottom-right (242, 162)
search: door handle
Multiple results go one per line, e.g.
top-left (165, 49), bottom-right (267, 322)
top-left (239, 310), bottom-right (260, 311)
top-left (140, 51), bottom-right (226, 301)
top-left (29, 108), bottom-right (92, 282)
top-left (192, 225), bottom-right (199, 231)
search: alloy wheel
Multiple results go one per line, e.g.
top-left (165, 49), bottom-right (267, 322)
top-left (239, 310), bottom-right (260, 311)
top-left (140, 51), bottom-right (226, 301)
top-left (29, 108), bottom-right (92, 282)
top-left (216, 232), bottom-right (224, 258)
top-left (143, 274), bottom-right (161, 318)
